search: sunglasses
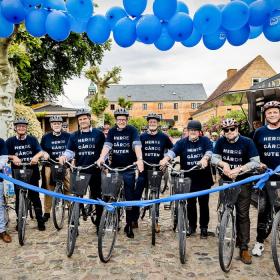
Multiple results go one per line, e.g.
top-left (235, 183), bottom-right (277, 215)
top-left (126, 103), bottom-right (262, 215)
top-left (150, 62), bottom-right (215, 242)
top-left (223, 127), bottom-right (236, 133)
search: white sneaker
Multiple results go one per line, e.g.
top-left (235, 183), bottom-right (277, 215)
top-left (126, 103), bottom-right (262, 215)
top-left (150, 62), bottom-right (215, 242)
top-left (252, 242), bottom-right (264, 256)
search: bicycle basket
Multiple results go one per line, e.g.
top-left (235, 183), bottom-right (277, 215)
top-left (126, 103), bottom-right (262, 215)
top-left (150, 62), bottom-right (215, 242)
top-left (51, 165), bottom-right (66, 182)
top-left (101, 172), bottom-right (123, 198)
top-left (173, 177), bottom-right (191, 194)
top-left (266, 181), bottom-right (280, 208)
top-left (70, 172), bottom-right (91, 196)
top-left (219, 180), bottom-right (241, 206)
top-left (13, 169), bottom-right (33, 184)
top-left (147, 170), bottom-right (163, 192)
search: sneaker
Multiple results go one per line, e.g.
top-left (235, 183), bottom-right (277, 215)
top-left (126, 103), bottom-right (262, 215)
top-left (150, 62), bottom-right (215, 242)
top-left (252, 242), bottom-right (264, 257)
top-left (155, 223), bottom-right (161, 233)
top-left (240, 249), bottom-right (252, 265)
top-left (0, 231), bottom-right (12, 243)
top-left (38, 221), bottom-right (46, 231)
top-left (186, 227), bottom-right (196, 237)
top-left (124, 224), bottom-right (134, 239)
top-left (42, 213), bottom-right (50, 222)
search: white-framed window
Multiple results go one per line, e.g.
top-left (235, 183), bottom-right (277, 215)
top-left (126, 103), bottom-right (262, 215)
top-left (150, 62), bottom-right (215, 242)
top-left (158, 103), bottom-right (163, 110)
top-left (252, 77), bottom-right (265, 86)
top-left (191, 103), bottom-right (197, 109)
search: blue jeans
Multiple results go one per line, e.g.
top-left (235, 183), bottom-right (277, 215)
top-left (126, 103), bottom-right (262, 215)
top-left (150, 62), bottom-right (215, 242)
top-left (0, 182), bottom-right (5, 233)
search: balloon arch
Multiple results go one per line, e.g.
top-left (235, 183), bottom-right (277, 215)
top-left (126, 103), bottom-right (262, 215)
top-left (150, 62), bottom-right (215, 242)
top-left (0, 0), bottom-right (280, 51)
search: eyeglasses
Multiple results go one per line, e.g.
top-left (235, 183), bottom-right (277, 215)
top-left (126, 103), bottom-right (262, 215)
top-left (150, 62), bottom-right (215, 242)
top-left (116, 118), bottom-right (127, 122)
top-left (223, 127), bottom-right (236, 133)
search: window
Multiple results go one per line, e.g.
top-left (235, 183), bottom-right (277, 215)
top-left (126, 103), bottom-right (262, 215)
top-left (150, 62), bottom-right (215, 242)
top-left (191, 103), bottom-right (197, 109)
top-left (197, 103), bottom-right (201, 108)
top-left (158, 103), bottom-right (163, 110)
top-left (174, 103), bottom-right (178, 109)
top-left (110, 104), bottom-right (115, 110)
top-left (252, 78), bottom-right (265, 86)
top-left (174, 115), bottom-right (178, 121)
top-left (227, 108), bottom-right (232, 112)
top-left (143, 103), bottom-right (147, 110)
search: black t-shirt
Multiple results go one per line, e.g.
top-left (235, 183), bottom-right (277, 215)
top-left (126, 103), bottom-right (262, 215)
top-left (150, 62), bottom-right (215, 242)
top-left (0, 138), bottom-right (8, 182)
top-left (41, 132), bottom-right (70, 160)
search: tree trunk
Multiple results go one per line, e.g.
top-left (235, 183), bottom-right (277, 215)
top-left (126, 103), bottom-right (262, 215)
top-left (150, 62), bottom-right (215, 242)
top-left (95, 113), bottom-right (105, 128)
top-left (0, 38), bottom-right (19, 139)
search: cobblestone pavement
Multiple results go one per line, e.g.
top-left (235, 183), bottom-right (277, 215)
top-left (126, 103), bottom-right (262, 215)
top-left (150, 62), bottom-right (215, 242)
top-left (1, 190), bottom-right (279, 280)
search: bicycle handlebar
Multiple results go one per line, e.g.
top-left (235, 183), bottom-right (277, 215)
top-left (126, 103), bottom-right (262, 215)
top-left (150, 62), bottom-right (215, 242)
top-left (168, 163), bottom-right (202, 174)
top-left (143, 160), bottom-right (161, 167)
top-left (66, 161), bottom-right (97, 171)
top-left (217, 166), bottom-right (259, 177)
top-left (101, 163), bottom-right (136, 172)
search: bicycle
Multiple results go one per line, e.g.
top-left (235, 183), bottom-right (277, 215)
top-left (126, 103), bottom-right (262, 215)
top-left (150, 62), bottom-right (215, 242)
top-left (98, 163), bottom-right (136, 263)
top-left (2, 188), bottom-right (15, 230)
top-left (168, 163), bottom-right (201, 264)
top-left (266, 172), bottom-right (280, 275)
top-left (65, 162), bottom-right (95, 257)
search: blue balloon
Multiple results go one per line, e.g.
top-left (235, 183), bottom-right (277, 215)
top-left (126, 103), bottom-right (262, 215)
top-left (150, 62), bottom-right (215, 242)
top-left (154, 23), bottom-right (175, 51)
top-left (87, 15), bottom-right (111, 44)
top-left (106, 7), bottom-right (127, 29)
top-left (249, 0), bottom-right (272, 26)
top-left (153, 0), bottom-right (177, 21)
top-left (66, 0), bottom-right (93, 20)
top-left (222, 1), bottom-right (250, 31)
top-left (263, 10), bottom-right (280, 42)
top-left (194, 4), bottom-right (222, 35)
top-left (113, 17), bottom-right (137, 47)
top-left (181, 28), bottom-right (202, 47)
top-left (176, 1), bottom-right (189, 14)
top-left (1, 0), bottom-right (26, 24)
top-left (45, 10), bottom-right (70, 41)
top-left (203, 28), bottom-right (226, 50)
top-left (249, 25), bottom-right (263, 39)
top-left (25, 8), bottom-right (47, 37)
top-left (136, 14), bottom-right (162, 44)
top-left (21, 0), bottom-right (42, 8)
top-left (0, 8), bottom-right (14, 38)
top-left (42, 0), bottom-right (65, 11)
top-left (68, 14), bottom-right (88, 33)
top-left (167, 12), bottom-right (193, 42)
top-left (123, 0), bottom-right (147, 17)
top-left (227, 24), bottom-right (250, 46)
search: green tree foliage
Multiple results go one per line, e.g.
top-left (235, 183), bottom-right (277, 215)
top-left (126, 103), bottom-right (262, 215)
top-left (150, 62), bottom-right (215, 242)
top-left (118, 96), bottom-right (133, 109)
top-left (89, 96), bottom-right (109, 116)
top-left (104, 112), bottom-right (115, 126)
top-left (128, 117), bottom-right (147, 132)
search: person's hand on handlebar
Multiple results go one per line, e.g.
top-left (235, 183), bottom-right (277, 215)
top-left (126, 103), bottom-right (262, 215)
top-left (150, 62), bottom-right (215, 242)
top-left (198, 157), bottom-right (208, 169)
top-left (228, 166), bottom-right (241, 180)
top-left (159, 157), bottom-right (170, 170)
top-left (11, 155), bottom-right (21, 166)
top-left (221, 162), bottom-right (231, 178)
top-left (30, 155), bottom-right (40, 165)
top-left (136, 159), bottom-right (144, 173)
top-left (58, 155), bottom-right (67, 165)
top-left (96, 157), bottom-right (105, 168)
top-left (42, 152), bottom-right (50, 161)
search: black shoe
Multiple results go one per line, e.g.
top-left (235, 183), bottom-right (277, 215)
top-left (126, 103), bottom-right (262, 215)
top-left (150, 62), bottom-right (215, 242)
top-left (38, 221), bottom-right (46, 231)
top-left (132, 221), bottom-right (138, 229)
top-left (42, 213), bottom-right (50, 222)
top-left (124, 224), bottom-right (134, 239)
top-left (186, 227), bottom-right (196, 237)
top-left (200, 228), bottom-right (215, 239)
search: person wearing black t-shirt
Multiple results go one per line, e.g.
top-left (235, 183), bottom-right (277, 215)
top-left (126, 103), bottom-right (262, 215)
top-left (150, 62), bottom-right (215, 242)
top-left (252, 101), bottom-right (280, 257)
top-left (59, 109), bottom-right (105, 233)
top-left (135, 113), bottom-right (173, 232)
top-left (97, 108), bottom-right (144, 239)
top-left (6, 118), bottom-right (46, 231)
top-left (212, 118), bottom-right (260, 265)
top-left (161, 120), bottom-right (213, 239)
top-left (40, 115), bottom-right (70, 222)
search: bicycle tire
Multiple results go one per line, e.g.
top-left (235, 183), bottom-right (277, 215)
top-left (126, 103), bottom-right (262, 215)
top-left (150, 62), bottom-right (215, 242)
top-left (171, 201), bottom-right (178, 231)
top-left (218, 208), bottom-right (235, 273)
top-left (3, 196), bottom-right (10, 228)
top-left (98, 207), bottom-right (118, 263)
top-left (178, 201), bottom-right (187, 264)
top-left (271, 211), bottom-right (280, 276)
top-left (52, 183), bottom-right (66, 230)
top-left (151, 192), bottom-right (157, 246)
top-left (18, 190), bottom-right (28, 246)
top-left (160, 170), bottom-right (169, 194)
top-left (140, 186), bottom-right (149, 220)
top-left (66, 202), bottom-right (79, 257)
top-left (28, 199), bottom-right (35, 220)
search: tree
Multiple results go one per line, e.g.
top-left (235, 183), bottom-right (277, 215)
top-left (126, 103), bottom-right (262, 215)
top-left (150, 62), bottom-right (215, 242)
top-left (118, 96), bottom-right (133, 109)
top-left (128, 117), bottom-right (147, 132)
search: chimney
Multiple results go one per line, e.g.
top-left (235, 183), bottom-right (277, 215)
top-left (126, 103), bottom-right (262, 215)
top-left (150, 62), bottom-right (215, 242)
top-left (227, 69), bottom-right (237, 79)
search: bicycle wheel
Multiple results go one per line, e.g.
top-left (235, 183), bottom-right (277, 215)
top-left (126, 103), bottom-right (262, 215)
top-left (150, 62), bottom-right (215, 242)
top-left (171, 201), bottom-right (178, 231)
top-left (140, 186), bottom-right (149, 220)
top-left (3, 196), bottom-right (10, 228)
top-left (66, 202), bottom-right (79, 257)
top-left (271, 211), bottom-right (280, 276)
top-left (218, 208), bottom-right (235, 273)
top-left (178, 201), bottom-right (188, 264)
top-left (18, 190), bottom-right (28, 246)
top-left (160, 169), bottom-right (169, 194)
top-left (28, 199), bottom-right (35, 219)
top-left (151, 192), bottom-right (157, 246)
top-left (52, 183), bottom-right (66, 230)
top-left (98, 207), bottom-right (118, 263)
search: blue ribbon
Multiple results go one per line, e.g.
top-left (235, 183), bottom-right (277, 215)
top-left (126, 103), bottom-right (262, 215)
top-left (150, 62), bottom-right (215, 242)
top-left (0, 165), bottom-right (279, 212)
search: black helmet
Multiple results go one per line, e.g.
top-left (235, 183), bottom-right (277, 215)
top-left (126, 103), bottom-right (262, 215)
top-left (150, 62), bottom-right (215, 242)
top-left (146, 113), bottom-right (161, 121)
top-left (14, 117), bottom-right (29, 126)
top-left (187, 120), bottom-right (202, 131)
top-left (49, 115), bottom-right (63, 123)
top-left (114, 108), bottom-right (129, 117)
top-left (75, 108), bottom-right (91, 118)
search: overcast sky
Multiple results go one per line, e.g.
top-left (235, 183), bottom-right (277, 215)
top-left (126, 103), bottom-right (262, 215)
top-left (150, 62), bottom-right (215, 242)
top-left (60, 0), bottom-right (280, 108)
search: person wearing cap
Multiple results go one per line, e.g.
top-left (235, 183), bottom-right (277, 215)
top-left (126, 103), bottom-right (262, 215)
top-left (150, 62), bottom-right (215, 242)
top-left (97, 108), bottom-right (144, 239)
top-left (211, 132), bottom-right (219, 149)
top-left (40, 115), bottom-right (71, 222)
top-left (59, 109), bottom-right (105, 233)
top-left (6, 118), bottom-right (46, 231)
top-left (211, 118), bottom-right (260, 265)
top-left (134, 113), bottom-right (173, 232)
top-left (160, 120), bottom-right (214, 239)
top-left (252, 101), bottom-right (280, 257)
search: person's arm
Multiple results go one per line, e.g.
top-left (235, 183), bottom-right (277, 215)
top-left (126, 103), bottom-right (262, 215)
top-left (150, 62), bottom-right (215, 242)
top-left (198, 137), bottom-right (213, 168)
top-left (160, 139), bottom-right (182, 167)
top-left (131, 127), bottom-right (144, 172)
top-left (97, 129), bottom-right (113, 166)
top-left (59, 134), bottom-right (75, 164)
top-left (0, 139), bottom-right (8, 169)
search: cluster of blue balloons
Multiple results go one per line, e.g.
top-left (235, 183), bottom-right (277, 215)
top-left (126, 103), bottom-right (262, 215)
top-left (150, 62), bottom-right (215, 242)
top-left (0, 0), bottom-right (279, 51)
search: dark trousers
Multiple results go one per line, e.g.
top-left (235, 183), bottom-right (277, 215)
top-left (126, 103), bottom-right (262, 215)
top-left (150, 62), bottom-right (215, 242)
top-left (236, 184), bottom-right (252, 250)
top-left (15, 177), bottom-right (43, 222)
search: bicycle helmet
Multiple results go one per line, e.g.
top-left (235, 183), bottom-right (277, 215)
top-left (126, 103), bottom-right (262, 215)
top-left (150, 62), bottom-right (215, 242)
top-left (114, 108), bottom-right (129, 117)
top-left (75, 108), bottom-right (91, 117)
top-left (146, 113), bottom-right (161, 121)
top-left (262, 100), bottom-right (280, 113)
top-left (49, 115), bottom-right (63, 123)
top-left (221, 118), bottom-right (239, 128)
top-left (187, 120), bottom-right (202, 131)
top-left (14, 117), bottom-right (29, 125)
